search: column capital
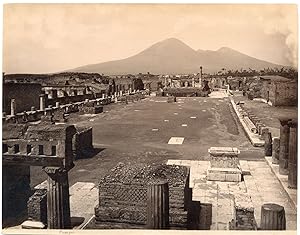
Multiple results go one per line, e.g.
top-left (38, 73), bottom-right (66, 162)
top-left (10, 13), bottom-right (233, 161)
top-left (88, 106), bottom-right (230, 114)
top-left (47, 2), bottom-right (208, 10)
top-left (278, 118), bottom-right (292, 126)
top-left (288, 119), bottom-right (297, 128)
top-left (43, 166), bottom-right (66, 175)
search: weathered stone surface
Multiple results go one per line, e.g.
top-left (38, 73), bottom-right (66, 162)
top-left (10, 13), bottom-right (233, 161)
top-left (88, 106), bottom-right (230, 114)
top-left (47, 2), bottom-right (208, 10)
top-left (95, 163), bottom-right (190, 228)
top-left (208, 147), bottom-right (240, 168)
top-left (21, 220), bottom-right (46, 229)
top-left (27, 189), bottom-right (47, 224)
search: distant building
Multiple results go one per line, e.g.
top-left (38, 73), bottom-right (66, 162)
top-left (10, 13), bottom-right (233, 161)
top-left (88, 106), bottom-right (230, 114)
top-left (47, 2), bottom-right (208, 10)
top-left (259, 75), bottom-right (297, 106)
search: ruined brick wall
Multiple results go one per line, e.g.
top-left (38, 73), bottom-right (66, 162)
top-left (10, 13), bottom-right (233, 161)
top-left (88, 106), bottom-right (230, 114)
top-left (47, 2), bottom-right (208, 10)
top-left (73, 127), bottom-right (93, 159)
top-left (27, 189), bottom-right (47, 224)
top-left (235, 209), bottom-right (255, 230)
top-left (3, 83), bottom-right (42, 114)
top-left (2, 165), bottom-right (31, 220)
top-left (95, 163), bottom-right (190, 228)
top-left (272, 81), bottom-right (297, 106)
top-left (260, 80), bottom-right (272, 101)
top-left (46, 94), bottom-right (94, 107)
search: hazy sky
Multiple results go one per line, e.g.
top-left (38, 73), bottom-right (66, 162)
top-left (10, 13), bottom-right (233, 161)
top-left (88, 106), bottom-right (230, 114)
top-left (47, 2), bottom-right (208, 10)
top-left (3, 4), bottom-right (298, 74)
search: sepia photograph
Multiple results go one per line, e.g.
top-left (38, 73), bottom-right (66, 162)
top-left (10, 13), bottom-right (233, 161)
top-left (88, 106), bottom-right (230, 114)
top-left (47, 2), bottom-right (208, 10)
top-left (1, 3), bottom-right (298, 233)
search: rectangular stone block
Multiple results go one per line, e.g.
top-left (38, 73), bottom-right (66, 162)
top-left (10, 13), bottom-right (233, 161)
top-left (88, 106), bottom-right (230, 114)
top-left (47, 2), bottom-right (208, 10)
top-left (225, 173), bottom-right (242, 182)
top-left (208, 147), bottom-right (240, 168)
top-left (206, 172), bottom-right (226, 181)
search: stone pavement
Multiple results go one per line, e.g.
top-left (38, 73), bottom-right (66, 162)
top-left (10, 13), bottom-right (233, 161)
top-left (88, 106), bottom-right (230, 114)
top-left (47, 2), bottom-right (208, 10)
top-left (69, 182), bottom-right (98, 229)
top-left (167, 158), bottom-right (297, 230)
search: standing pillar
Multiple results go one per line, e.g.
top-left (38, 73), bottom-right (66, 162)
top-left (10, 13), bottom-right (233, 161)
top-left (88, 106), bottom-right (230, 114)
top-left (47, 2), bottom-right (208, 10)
top-left (147, 181), bottom-right (169, 229)
top-left (288, 120), bottom-right (297, 189)
top-left (272, 137), bottom-right (280, 164)
top-left (279, 118), bottom-right (291, 175)
top-left (10, 98), bottom-right (16, 116)
top-left (264, 132), bottom-right (272, 156)
top-left (40, 94), bottom-right (46, 111)
top-left (43, 167), bottom-right (71, 229)
top-left (260, 203), bottom-right (286, 230)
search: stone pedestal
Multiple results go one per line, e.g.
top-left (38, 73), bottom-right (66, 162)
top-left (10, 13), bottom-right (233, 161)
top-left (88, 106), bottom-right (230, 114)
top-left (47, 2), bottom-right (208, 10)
top-left (279, 118), bottom-right (291, 175)
top-left (44, 167), bottom-right (71, 229)
top-left (207, 147), bottom-right (242, 182)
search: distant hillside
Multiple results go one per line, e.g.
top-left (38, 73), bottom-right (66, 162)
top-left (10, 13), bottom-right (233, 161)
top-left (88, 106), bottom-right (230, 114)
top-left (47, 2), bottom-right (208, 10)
top-left (69, 38), bottom-right (283, 75)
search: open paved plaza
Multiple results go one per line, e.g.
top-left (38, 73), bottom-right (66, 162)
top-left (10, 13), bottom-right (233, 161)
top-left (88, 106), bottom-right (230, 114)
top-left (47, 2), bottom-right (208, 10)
top-left (19, 90), bottom-right (295, 230)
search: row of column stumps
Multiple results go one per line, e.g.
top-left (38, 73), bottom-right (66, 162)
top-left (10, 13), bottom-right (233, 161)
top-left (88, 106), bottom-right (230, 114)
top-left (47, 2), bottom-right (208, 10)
top-left (278, 118), bottom-right (297, 189)
top-left (7, 89), bottom-right (137, 117)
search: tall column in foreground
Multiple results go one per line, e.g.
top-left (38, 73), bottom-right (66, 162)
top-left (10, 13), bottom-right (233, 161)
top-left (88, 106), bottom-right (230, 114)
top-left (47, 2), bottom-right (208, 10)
top-left (278, 118), bottom-right (291, 175)
top-left (288, 119), bottom-right (297, 189)
top-left (44, 167), bottom-right (71, 229)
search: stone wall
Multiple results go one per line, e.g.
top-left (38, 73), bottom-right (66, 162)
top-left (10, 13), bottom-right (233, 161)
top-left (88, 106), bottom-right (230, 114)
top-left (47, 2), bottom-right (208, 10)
top-left (272, 81), bottom-right (297, 106)
top-left (73, 127), bottom-right (93, 160)
top-left (3, 83), bottom-right (42, 114)
top-left (2, 165), bottom-right (31, 220)
top-left (27, 189), bottom-right (47, 224)
top-left (95, 163), bottom-right (190, 228)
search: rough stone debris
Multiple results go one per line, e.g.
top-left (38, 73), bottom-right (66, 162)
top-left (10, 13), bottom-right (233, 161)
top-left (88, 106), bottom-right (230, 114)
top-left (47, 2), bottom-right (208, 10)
top-left (94, 163), bottom-right (191, 229)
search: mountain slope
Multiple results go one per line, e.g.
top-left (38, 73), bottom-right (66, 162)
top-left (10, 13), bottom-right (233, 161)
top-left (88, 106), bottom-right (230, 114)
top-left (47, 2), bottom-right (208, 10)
top-left (69, 38), bottom-right (283, 75)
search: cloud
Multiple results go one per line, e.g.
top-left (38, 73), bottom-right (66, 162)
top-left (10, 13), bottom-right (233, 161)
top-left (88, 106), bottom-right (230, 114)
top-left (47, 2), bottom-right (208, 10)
top-left (257, 5), bottom-right (298, 67)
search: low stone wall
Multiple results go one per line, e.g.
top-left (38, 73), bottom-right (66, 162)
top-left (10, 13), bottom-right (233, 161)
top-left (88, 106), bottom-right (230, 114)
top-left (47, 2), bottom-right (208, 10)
top-left (27, 189), bottom-right (47, 225)
top-left (95, 163), bottom-right (190, 228)
top-left (229, 193), bottom-right (256, 230)
top-left (162, 88), bottom-right (208, 97)
top-left (79, 105), bottom-right (103, 114)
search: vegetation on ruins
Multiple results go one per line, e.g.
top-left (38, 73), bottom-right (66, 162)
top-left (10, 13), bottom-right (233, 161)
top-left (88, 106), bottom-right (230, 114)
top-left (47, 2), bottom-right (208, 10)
top-left (212, 67), bottom-right (298, 80)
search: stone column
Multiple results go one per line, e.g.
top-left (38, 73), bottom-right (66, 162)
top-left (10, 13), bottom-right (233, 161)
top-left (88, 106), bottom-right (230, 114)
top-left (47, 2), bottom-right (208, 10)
top-left (288, 120), bottom-right (297, 189)
top-left (10, 98), bottom-right (16, 116)
top-left (264, 132), bottom-right (272, 156)
top-left (40, 94), bottom-right (46, 111)
top-left (43, 167), bottom-right (71, 229)
top-left (279, 118), bottom-right (291, 175)
top-left (261, 203), bottom-right (286, 230)
top-left (272, 137), bottom-right (280, 164)
top-left (147, 181), bottom-right (169, 229)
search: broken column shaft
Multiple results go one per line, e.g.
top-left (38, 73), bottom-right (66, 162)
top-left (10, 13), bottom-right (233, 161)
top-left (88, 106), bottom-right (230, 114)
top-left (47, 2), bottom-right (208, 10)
top-left (43, 167), bottom-right (71, 229)
top-left (279, 118), bottom-right (291, 175)
top-left (288, 120), bottom-right (297, 189)
top-left (147, 181), bottom-right (169, 229)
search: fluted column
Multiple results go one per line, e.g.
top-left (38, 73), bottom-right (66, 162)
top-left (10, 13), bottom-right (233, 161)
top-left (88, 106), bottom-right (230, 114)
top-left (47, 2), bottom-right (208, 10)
top-left (279, 118), bottom-right (291, 175)
top-left (272, 137), bottom-right (280, 164)
top-left (43, 167), bottom-right (71, 229)
top-left (288, 120), bottom-right (297, 189)
top-left (147, 181), bottom-right (169, 229)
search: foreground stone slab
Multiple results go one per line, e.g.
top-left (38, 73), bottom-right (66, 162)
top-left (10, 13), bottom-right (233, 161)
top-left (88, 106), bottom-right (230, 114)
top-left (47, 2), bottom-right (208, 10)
top-left (21, 220), bottom-right (45, 229)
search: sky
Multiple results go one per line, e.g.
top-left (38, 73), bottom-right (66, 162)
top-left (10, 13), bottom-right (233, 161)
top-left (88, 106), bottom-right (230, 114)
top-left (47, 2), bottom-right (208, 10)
top-left (3, 4), bottom-right (298, 74)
